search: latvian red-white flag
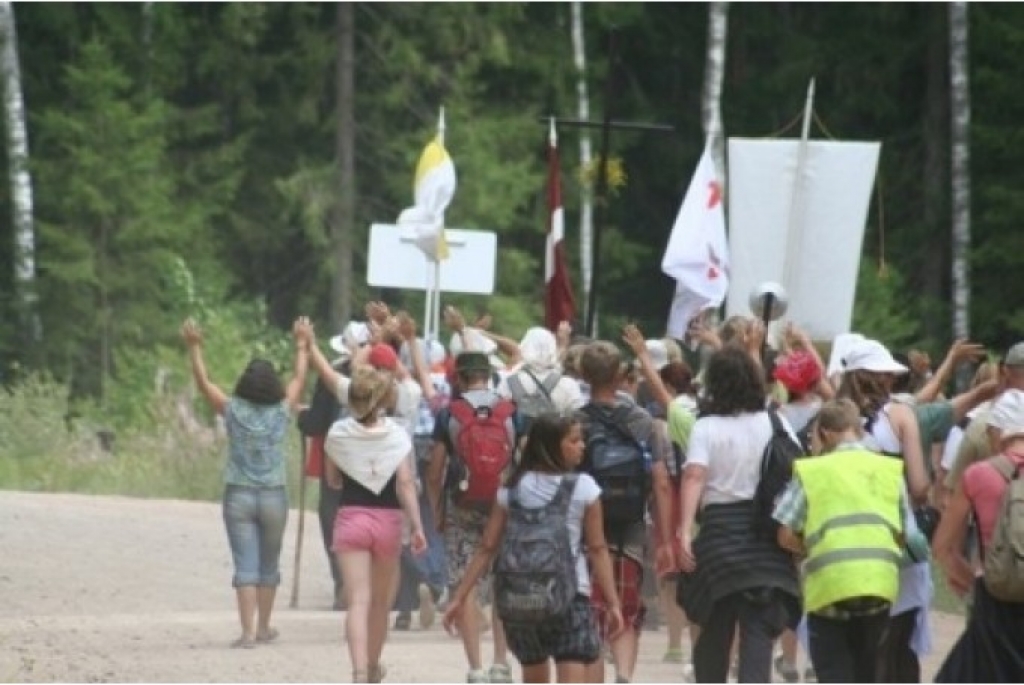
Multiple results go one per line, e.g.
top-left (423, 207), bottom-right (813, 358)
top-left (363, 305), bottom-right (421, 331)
top-left (661, 145), bottom-right (729, 337)
top-left (544, 118), bottom-right (576, 332)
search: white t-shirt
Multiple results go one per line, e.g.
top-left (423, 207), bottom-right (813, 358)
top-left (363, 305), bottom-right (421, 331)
top-left (685, 411), bottom-right (798, 506)
top-left (496, 472), bottom-right (601, 594)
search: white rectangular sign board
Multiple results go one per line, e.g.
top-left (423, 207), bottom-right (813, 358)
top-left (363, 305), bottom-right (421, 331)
top-left (367, 224), bottom-right (497, 294)
top-left (725, 138), bottom-right (880, 341)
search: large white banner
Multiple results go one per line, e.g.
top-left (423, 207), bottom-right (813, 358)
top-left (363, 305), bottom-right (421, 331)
top-left (726, 138), bottom-right (880, 341)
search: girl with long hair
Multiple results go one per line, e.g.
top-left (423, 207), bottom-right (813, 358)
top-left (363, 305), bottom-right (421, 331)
top-left (442, 414), bottom-right (624, 683)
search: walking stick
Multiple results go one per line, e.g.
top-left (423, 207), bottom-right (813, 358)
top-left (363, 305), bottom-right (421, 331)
top-left (289, 430), bottom-right (308, 609)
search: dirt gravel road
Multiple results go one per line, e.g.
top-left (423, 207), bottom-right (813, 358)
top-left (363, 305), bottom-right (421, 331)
top-left (0, 491), bottom-right (963, 682)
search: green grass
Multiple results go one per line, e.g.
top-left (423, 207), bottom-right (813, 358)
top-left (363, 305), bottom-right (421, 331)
top-left (0, 374), bottom-right (317, 508)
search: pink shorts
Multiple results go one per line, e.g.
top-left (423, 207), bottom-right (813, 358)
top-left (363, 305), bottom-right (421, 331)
top-left (332, 506), bottom-right (403, 559)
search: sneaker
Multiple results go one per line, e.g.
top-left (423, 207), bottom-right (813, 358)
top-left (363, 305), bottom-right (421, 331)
top-left (418, 584), bottom-right (436, 630)
top-left (488, 663), bottom-right (513, 683)
top-left (663, 648), bottom-right (684, 663)
top-left (393, 611), bottom-right (411, 631)
top-left (804, 666), bottom-right (817, 683)
top-left (466, 669), bottom-right (489, 683)
top-left (682, 663), bottom-right (695, 683)
top-left (774, 656), bottom-right (798, 684)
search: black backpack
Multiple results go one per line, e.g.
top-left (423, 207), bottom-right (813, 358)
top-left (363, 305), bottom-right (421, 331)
top-left (581, 404), bottom-right (651, 527)
top-left (494, 475), bottom-right (579, 625)
top-left (752, 411), bottom-right (804, 539)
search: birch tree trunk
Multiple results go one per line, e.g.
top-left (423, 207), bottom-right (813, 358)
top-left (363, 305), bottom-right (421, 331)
top-left (331, 2), bottom-right (355, 331)
top-left (0, 1), bottom-right (36, 321)
top-left (702, 2), bottom-right (729, 184)
top-left (949, 2), bottom-right (971, 351)
top-left (571, 1), bottom-right (593, 327)
top-left (922, 5), bottom-right (948, 346)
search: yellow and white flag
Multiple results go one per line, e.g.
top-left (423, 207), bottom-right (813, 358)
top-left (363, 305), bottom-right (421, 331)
top-left (397, 133), bottom-right (457, 261)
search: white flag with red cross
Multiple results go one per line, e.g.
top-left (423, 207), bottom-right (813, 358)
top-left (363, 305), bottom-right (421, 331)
top-left (661, 146), bottom-right (729, 337)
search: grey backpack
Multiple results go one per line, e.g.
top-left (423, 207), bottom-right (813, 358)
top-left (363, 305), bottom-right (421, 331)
top-left (494, 475), bottom-right (579, 625)
top-left (983, 455), bottom-right (1024, 602)
top-left (507, 370), bottom-right (560, 430)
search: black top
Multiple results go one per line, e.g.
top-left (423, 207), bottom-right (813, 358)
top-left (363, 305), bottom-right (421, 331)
top-left (339, 472), bottom-right (400, 509)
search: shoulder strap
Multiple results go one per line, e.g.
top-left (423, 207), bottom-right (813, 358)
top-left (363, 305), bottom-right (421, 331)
top-left (507, 374), bottom-right (528, 400)
top-left (522, 368), bottom-right (557, 403)
top-left (768, 409), bottom-right (786, 436)
top-left (584, 403), bottom-right (642, 446)
top-left (988, 454), bottom-right (1018, 483)
top-left (549, 473), bottom-right (578, 510)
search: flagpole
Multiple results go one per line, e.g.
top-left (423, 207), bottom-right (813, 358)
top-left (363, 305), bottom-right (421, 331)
top-left (781, 78), bottom-right (815, 314)
top-left (431, 106), bottom-right (446, 342)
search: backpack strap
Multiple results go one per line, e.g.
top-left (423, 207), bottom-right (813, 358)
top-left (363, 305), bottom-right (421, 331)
top-left (549, 473), bottom-right (579, 511)
top-left (520, 368), bottom-right (559, 404)
top-left (507, 374), bottom-right (528, 402)
top-left (987, 454), bottom-right (1019, 482)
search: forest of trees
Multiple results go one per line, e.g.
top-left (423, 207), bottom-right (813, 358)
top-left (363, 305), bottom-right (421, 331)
top-left (1, 2), bottom-right (1022, 410)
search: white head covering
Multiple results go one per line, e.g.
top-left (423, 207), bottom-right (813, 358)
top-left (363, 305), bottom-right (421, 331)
top-left (329, 321), bottom-right (371, 357)
top-left (519, 326), bottom-right (559, 373)
top-left (324, 418), bottom-right (411, 495)
top-left (841, 338), bottom-right (908, 375)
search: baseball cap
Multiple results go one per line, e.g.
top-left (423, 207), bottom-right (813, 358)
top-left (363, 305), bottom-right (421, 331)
top-left (773, 350), bottom-right (822, 395)
top-left (329, 321), bottom-right (371, 356)
top-left (645, 340), bottom-right (670, 371)
top-left (367, 343), bottom-right (399, 372)
top-left (455, 351), bottom-right (491, 374)
top-left (841, 339), bottom-right (908, 375)
top-left (1003, 342), bottom-right (1024, 368)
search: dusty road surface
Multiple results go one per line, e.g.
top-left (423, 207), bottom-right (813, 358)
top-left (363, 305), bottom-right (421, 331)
top-left (0, 491), bottom-right (963, 682)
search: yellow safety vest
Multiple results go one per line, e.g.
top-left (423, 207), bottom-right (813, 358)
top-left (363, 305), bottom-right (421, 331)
top-left (795, 449), bottom-right (904, 614)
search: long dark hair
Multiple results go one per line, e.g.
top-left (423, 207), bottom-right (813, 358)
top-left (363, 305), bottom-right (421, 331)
top-left (837, 369), bottom-right (890, 426)
top-left (505, 413), bottom-right (578, 488)
top-left (699, 345), bottom-right (767, 416)
top-left (234, 359), bottom-right (285, 405)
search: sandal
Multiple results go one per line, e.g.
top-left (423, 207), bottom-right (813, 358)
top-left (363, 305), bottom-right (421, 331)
top-left (368, 664), bottom-right (387, 683)
top-left (256, 628), bottom-right (279, 643)
top-left (230, 635), bottom-right (256, 649)
top-left (352, 669), bottom-right (369, 683)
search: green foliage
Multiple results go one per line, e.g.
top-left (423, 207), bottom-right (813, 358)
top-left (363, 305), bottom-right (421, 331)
top-left (0, 372), bottom-right (309, 503)
top-left (4, 3), bottom-right (1024, 507)
top-left (852, 262), bottom-right (922, 351)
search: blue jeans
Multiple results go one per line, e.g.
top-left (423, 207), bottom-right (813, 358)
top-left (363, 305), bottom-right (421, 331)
top-left (222, 484), bottom-right (288, 587)
top-left (393, 484), bottom-right (448, 611)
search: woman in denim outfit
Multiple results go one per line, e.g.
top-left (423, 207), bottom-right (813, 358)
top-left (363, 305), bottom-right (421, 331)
top-left (182, 317), bottom-right (309, 649)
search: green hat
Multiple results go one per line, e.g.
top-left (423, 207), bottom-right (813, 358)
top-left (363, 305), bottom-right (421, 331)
top-left (455, 351), bottom-right (491, 374)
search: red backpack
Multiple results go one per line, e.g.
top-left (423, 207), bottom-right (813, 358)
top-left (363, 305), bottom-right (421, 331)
top-left (448, 395), bottom-right (516, 510)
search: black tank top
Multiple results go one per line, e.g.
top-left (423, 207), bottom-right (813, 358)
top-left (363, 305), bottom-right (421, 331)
top-left (339, 472), bottom-right (400, 509)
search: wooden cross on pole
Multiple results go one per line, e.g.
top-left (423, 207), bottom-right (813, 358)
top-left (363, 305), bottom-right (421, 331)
top-left (544, 29), bottom-right (675, 338)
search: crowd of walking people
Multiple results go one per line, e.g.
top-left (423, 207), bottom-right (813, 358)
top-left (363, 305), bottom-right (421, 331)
top-left (181, 300), bottom-right (1024, 683)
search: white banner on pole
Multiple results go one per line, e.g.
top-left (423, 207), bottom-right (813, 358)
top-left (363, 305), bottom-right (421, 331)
top-left (725, 138), bottom-right (880, 341)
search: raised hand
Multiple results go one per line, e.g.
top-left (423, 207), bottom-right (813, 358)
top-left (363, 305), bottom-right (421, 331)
top-left (181, 318), bottom-right (203, 348)
top-left (621, 323), bottom-right (647, 357)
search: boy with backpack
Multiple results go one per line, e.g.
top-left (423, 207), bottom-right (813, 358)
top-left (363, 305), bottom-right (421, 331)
top-left (426, 351), bottom-right (523, 683)
top-left (574, 341), bottom-right (675, 684)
